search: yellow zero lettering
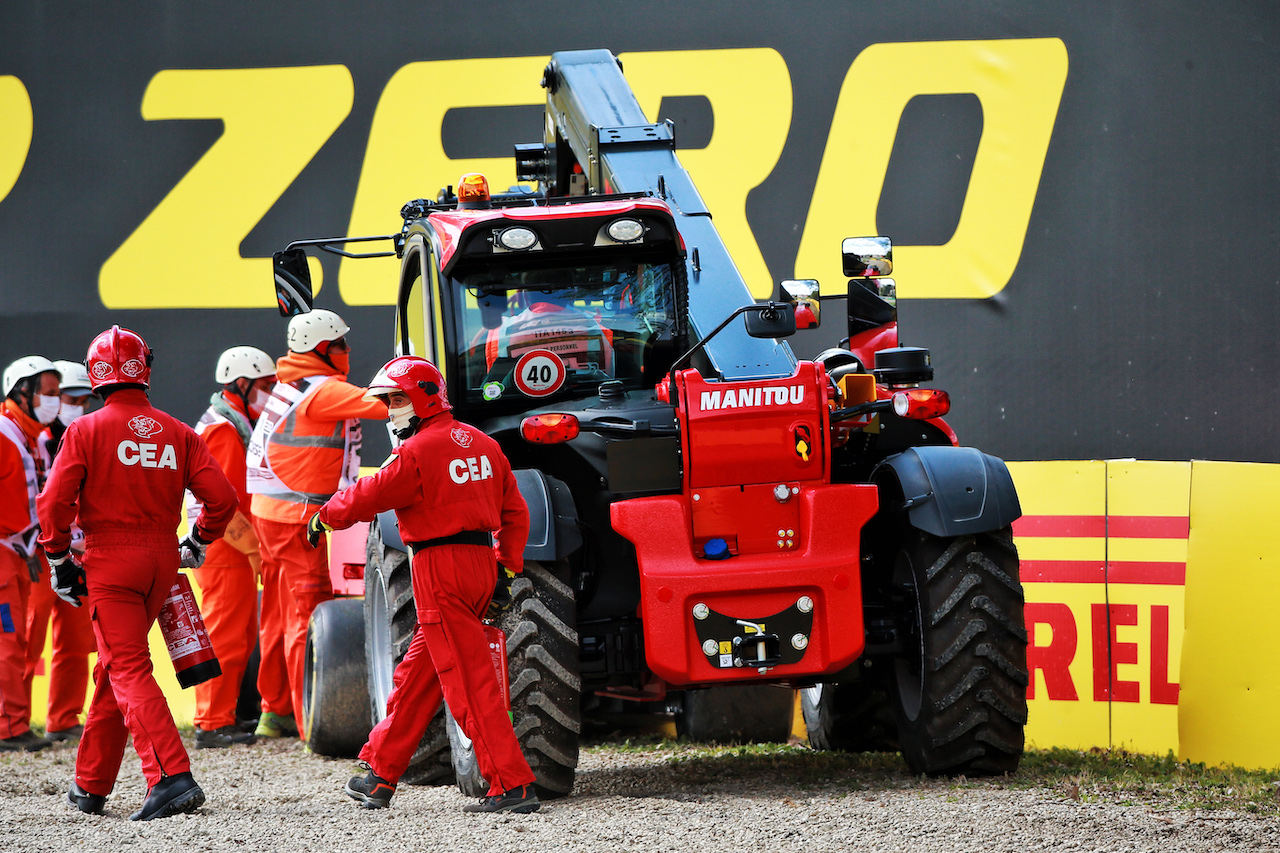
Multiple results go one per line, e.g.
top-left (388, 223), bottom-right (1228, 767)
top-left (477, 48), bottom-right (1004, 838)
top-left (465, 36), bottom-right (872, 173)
top-left (796, 38), bottom-right (1069, 300)
top-left (341, 56), bottom-right (549, 306)
top-left (0, 76), bottom-right (33, 204)
top-left (99, 66), bottom-right (354, 308)
top-left (621, 49), bottom-right (791, 300)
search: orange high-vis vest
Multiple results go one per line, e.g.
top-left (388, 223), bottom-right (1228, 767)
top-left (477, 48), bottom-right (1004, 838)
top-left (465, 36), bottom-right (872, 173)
top-left (246, 375), bottom-right (361, 509)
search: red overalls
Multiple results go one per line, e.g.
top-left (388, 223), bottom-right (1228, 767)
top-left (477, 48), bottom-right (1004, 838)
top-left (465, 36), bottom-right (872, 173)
top-left (318, 413), bottom-right (533, 795)
top-left (37, 389), bottom-right (237, 795)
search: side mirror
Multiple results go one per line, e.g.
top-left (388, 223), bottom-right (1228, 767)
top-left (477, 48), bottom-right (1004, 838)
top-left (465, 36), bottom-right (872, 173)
top-left (780, 279), bottom-right (821, 329)
top-left (478, 290), bottom-right (507, 330)
top-left (273, 249), bottom-right (314, 316)
top-left (743, 302), bottom-right (796, 338)
top-left (842, 236), bottom-right (893, 277)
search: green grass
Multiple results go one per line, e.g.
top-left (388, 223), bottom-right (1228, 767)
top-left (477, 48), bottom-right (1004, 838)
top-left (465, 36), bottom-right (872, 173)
top-left (585, 737), bottom-right (1280, 814)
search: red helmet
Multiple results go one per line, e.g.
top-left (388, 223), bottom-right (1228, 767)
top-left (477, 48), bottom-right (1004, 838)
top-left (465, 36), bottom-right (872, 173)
top-left (364, 356), bottom-right (450, 418)
top-left (86, 325), bottom-right (153, 390)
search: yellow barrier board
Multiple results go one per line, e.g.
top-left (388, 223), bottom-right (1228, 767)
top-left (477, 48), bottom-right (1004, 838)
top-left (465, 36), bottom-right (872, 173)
top-left (1010, 460), bottom-right (1191, 758)
top-left (1180, 461), bottom-right (1280, 769)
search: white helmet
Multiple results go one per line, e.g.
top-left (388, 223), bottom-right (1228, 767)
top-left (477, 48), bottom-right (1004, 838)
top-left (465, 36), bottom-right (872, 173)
top-left (287, 309), bottom-right (350, 354)
top-left (53, 360), bottom-right (93, 396)
top-left (3, 355), bottom-right (59, 397)
top-left (216, 346), bottom-right (275, 384)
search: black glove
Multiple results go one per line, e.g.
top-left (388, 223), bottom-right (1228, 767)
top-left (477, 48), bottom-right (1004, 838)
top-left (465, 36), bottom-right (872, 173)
top-left (485, 565), bottom-right (518, 621)
top-left (178, 530), bottom-right (211, 568)
top-left (306, 513), bottom-right (333, 549)
top-left (47, 549), bottom-right (87, 608)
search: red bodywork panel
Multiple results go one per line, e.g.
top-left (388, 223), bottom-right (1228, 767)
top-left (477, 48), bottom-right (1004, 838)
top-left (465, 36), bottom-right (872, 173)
top-left (611, 362), bottom-right (879, 687)
top-left (327, 520), bottom-right (369, 597)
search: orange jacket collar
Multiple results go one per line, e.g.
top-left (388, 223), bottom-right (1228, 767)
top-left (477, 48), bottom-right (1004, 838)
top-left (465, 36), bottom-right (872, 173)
top-left (3, 398), bottom-right (44, 440)
top-left (275, 350), bottom-right (344, 383)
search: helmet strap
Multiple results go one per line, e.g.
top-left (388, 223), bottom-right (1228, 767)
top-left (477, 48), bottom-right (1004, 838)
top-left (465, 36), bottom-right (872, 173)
top-left (227, 379), bottom-right (253, 419)
top-left (392, 415), bottom-right (422, 441)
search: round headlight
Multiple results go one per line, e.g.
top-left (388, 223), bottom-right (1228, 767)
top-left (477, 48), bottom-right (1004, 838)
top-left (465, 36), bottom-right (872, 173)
top-left (606, 218), bottom-right (645, 243)
top-left (498, 227), bottom-right (538, 250)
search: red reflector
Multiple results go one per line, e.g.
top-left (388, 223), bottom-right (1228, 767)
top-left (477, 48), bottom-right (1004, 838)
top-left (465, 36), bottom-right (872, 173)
top-left (520, 413), bottom-right (580, 444)
top-left (892, 388), bottom-right (950, 420)
top-left (342, 563), bottom-right (364, 580)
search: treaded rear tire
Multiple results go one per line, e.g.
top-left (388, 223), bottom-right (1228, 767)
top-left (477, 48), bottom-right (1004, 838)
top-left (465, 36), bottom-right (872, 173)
top-left (890, 526), bottom-right (1028, 776)
top-left (450, 560), bottom-right (581, 799)
top-left (364, 522), bottom-right (453, 786)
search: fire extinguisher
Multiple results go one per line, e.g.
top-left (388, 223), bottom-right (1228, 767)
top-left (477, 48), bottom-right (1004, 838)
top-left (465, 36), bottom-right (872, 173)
top-left (157, 572), bottom-right (221, 689)
top-left (483, 623), bottom-right (510, 715)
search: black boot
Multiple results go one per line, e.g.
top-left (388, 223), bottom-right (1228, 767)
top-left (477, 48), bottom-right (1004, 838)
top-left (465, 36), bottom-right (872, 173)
top-left (195, 725), bottom-right (257, 749)
top-left (344, 769), bottom-right (396, 809)
top-left (67, 782), bottom-right (106, 815)
top-left (129, 772), bottom-right (205, 821)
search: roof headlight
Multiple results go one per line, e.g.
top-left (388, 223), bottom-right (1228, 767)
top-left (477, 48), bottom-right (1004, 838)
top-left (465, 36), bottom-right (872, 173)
top-left (497, 227), bottom-right (538, 251)
top-left (606, 218), bottom-right (645, 243)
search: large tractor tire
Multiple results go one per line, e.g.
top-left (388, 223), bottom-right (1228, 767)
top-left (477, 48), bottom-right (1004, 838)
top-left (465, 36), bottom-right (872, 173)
top-left (675, 684), bottom-right (795, 744)
top-left (302, 598), bottom-right (372, 757)
top-left (800, 667), bottom-right (898, 753)
top-left (889, 526), bottom-right (1027, 776)
top-left (363, 522), bottom-right (453, 786)
top-left (449, 561), bottom-right (581, 800)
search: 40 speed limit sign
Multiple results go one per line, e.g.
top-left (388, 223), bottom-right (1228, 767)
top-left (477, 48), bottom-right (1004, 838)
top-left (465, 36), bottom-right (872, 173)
top-left (513, 349), bottom-right (566, 397)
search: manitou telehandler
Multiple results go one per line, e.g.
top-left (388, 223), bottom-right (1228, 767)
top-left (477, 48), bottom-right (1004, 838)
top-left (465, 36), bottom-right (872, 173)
top-left (276, 49), bottom-right (1026, 799)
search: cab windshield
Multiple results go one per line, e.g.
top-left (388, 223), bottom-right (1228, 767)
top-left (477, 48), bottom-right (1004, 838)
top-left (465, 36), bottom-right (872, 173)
top-left (450, 258), bottom-right (678, 408)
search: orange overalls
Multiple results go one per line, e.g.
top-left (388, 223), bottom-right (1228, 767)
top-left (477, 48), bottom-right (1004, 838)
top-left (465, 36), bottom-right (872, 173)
top-left (188, 391), bottom-right (260, 731)
top-left (0, 401), bottom-right (47, 739)
top-left (22, 419), bottom-right (95, 735)
top-left (247, 351), bottom-right (385, 736)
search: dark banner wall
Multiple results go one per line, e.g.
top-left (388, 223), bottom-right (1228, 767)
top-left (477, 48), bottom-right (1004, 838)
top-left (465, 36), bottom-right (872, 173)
top-left (1, 2), bottom-right (1276, 466)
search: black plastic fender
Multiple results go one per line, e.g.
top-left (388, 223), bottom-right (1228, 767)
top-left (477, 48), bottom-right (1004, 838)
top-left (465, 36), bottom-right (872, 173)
top-left (514, 469), bottom-right (582, 562)
top-left (375, 509), bottom-right (405, 553)
top-left (873, 446), bottom-right (1021, 537)
top-left (374, 470), bottom-right (581, 561)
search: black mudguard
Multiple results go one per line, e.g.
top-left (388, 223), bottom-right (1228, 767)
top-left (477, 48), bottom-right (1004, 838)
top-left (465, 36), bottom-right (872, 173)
top-left (376, 470), bottom-right (581, 562)
top-left (514, 469), bottom-right (582, 562)
top-left (873, 446), bottom-right (1021, 537)
top-left (376, 509), bottom-right (406, 553)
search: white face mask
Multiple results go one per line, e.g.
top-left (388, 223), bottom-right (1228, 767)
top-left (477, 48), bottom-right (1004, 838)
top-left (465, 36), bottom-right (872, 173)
top-left (33, 394), bottom-right (61, 425)
top-left (388, 403), bottom-right (417, 435)
top-left (248, 388), bottom-right (272, 421)
top-left (58, 402), bottom-right (85, 425)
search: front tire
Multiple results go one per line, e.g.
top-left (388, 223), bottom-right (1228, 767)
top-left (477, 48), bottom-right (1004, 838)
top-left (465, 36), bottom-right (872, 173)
top-left (302, 598), bottom-right (372, 757)
top-left (889, 526), bottom-right (1028, 775)
top-left (364, 521), bottom-right (453, 785)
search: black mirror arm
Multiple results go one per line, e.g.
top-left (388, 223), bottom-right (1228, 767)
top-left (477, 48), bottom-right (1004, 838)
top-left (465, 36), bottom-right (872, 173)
top-left (664, 304), bottom-right (757, 403)
top-left (283, 234), bottom-right (400, 259)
